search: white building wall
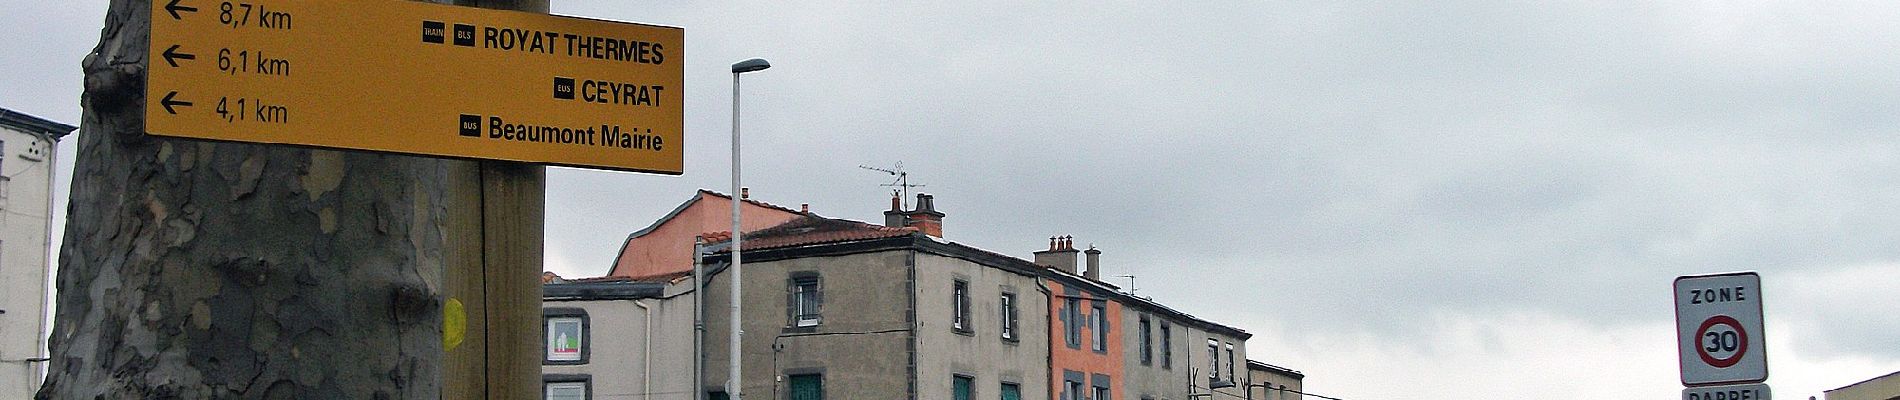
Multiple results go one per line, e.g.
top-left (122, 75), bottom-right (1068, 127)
top-left (0, 124), bottom-right (59, 399)
top-left (542, 293), bottom-right (697, 400)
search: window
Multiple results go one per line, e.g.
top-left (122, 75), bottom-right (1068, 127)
top-left (1138, 317), bottom-right (1152, 365)
top-left (1225, 342), bottom-right (1236, 383)
top-left (543, 308), bottom-right (588, 364)
top-left (1001, 382), bottom-right (1021, 400)
top-left (789, 275), bottom-right (822, 327)
top-left (1090, 302), bottom-right (1107, 352)
top-left (789, 374), bottom-right (823, 400)
top-left (954, 375), bottom-right (974, 400)
top-left (707, 390), bottom-right (729, 400)
top-left (953, 280), bottom-right (972, 333)
top-left (1000, 292), bottom-right (1019, 341)
top-left (1160, 323), bottom-right (1172, 369)
top-left (544, 380), bottom-right (587, 400)
top-left (544, 375), bottom-right (590, 400)
top-left (1092, 386), bottom-right (1111, 400)
top-left (1065, 380), bottom-right (1084, 400)
top-left (1207, 339), bottom-right (1219, 380)
top-left (1064, 298), bottom-right (1081, 348)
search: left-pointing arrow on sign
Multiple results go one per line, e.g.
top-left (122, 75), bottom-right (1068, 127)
top-left (165, 0), bottom-right (197, 20)
top-left (161, 92), bottom-right (193, 115)
top-left (162, 45), bottom-right (196, 68)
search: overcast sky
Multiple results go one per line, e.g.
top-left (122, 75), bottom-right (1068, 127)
top-left (7, 1), bottom-right (1900, 398)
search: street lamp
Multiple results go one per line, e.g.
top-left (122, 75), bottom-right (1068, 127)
top-left (728, 57), bottom-right (770, 400)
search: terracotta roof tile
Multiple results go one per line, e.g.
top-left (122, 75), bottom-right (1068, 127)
top-left (558, 270), bottom-right (690, 284)
top-left (706, 215), bottom-right (916, 252)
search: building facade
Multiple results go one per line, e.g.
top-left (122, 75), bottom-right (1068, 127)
top-left (1246, 360), bottom-right (1304, 400)
top-left (0, 108), bottom-right (71, 399)
top-left (1037, 240), bottom-right (1126, 400)
top-left (546, 192), bottom-right (1297, 400)
top-left (698, 210), bottom-right (1052, 400)
top-left (1028, 237), bottom-right (1254, 400)
top-left (541, 279), bottom-right (698, 400)
top-left (607, 190), bottom-right (804, 279)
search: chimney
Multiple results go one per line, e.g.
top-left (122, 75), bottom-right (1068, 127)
top-left (800, 203), bottom-right (810, 213)
top-left (1034, 235), bottom-right (1080, 274)
top-left (1084, 245), bottom-right (1101, 281)
top-left (741, 187), bottom-right (750, 199)
top-left (884, 191), bottom-right (906, 228)
top-left (902, 193), bottom-right (945, 237)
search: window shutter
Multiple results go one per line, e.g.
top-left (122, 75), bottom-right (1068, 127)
top-left (813, 277), bottom-right (824, 324)
top-left (786, 278), bottom-right (797, 326)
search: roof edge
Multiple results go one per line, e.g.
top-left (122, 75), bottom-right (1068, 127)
top-left (1827, 369), bottom-right (1900, 393)
top-left (699, 229), bottom-right (1251, 338)
top-left (1247, 359), bottom-right (1305, 379)
top-left (543, 280), bottom-right (667, 300)
top-left (0, 108), bottom-right (76, 139)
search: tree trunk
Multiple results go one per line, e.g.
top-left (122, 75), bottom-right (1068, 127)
top-left (40, 0), bottom-right (452, 397)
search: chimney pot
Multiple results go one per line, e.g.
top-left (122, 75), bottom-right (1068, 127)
top-left (898, 193), bottom-right (945, 237)
top-left (801, 203), bottom-right (810, 213)
top-left (1034, 234), bottom-right (1081, 274)
top-left (741, 187), bottom-right (750, 199)
top-left (916, 193), bottom-right (935, 212)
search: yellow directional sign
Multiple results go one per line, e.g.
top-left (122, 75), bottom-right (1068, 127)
top-left (148, 0), bottom-right (684, 174)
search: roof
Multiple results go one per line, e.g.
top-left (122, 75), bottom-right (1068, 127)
top-left (1827, 370), bottom-right (1900, 394)
top-left (624, 189), bottom-right (807, 240)
top-left (694, 215), bottom-right (1253, 338)
top-left (543, 280), bottom-right (667, 301)
top-left (0, 108), bottom-right (76, 139)
top-left (1247, 360), bottom-right (1305, 379)
top-left (700, 214), bottom-right (919, 253)
top-left (1042, 261), bottom-right (1252, 339)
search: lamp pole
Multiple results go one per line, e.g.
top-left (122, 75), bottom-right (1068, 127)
top-left (728, 57), bottom-right (770, 399)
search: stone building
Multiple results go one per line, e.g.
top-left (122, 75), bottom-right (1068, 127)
top-left (544, 192), bottom-right (1298, 400)
top-left (698, 196), bottom-right (1051, 399)
top-left (606, 189), bottom-right (804, 279)
top-left (0, 108), bottom-right (71, 399)
top-left (540, 277), bottom-right (697, 400)
top-left (1246, 360), bottom-right (1304, 400)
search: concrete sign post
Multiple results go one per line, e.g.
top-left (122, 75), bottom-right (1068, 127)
top-left (1675, 272), bottom-right (1768, 387)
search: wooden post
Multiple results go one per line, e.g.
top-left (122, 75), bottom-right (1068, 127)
top-left (441, 3), bottom-right (549, 400)
top-left (445, 161), bottom-right (546, 400)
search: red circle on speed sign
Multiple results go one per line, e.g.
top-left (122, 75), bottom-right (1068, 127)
top-left (1696, 315), bottom-right (1748, 368)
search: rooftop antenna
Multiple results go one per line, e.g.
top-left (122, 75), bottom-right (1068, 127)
top-left (859, 161), bottom-right (926, 209)
top-left (1115, 275), bottom-right (1137, 295)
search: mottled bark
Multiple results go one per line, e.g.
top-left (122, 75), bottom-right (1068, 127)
top-left (40, 0), bottom-right (449, 398)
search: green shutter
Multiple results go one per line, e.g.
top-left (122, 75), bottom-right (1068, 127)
top-left (954, 376), bottom-right (973, 400)
top-left (1001, 383), bottom-right (1021, 400)
top-left (790, 374), bottom-right (823, 400)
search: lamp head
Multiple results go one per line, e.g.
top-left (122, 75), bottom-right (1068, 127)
top-left (732, 58), bottom-right (771, 73)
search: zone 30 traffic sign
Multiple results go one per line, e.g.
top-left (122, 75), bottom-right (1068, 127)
top-left (1675, 272), bottom-right (1767, 386)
